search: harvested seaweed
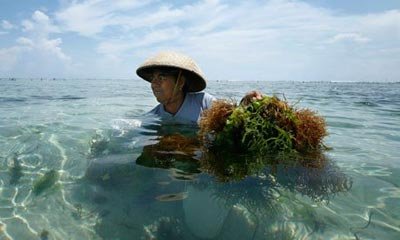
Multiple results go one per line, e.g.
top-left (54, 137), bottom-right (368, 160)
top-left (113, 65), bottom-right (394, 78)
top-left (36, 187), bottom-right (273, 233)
top-left (199, 95), bottom-right (327, 154)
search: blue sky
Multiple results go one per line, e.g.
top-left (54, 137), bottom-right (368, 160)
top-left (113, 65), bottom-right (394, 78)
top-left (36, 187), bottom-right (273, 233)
top-left (1, 0), bottom-right (399, 81)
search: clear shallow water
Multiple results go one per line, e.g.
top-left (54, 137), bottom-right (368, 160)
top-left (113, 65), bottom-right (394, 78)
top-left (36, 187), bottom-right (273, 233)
top-left (0, 78), bottom-right (399, 239)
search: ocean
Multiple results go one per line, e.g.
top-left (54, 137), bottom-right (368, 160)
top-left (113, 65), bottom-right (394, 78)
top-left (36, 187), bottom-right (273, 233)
top-left (0, 78), bottom-right (399, 239)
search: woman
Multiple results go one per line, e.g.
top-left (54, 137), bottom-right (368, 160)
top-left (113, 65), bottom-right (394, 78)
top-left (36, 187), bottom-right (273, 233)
top-left (136, 51), bottom-right (263, 238)
top-left (136, 51), bottom-right (215, 125)
top-left (136, 51), bottom-right (262, 125)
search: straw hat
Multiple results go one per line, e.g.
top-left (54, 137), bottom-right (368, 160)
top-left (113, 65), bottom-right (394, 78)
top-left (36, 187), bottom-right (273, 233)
top-left (136, 51), bottom-right (207, 92)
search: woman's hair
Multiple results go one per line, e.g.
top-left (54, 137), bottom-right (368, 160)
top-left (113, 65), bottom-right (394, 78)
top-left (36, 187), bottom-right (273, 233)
top-left (180, 73), bottom-right (189, 93)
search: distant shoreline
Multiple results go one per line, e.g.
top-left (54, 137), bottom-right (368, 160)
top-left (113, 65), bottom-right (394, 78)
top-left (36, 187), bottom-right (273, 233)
top-left (0, 77), bottom-right (399, 84)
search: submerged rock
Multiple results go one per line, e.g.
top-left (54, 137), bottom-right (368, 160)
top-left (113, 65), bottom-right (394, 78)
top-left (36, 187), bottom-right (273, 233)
top-left (33, 170), bottom-right (59, 195)
top-left (9, 154), bottom-right (23, 185)
top-left (84, 154), bottom-right (137, 187)
top-left (218, 204), bottom-right (258, 240)
top-left (39, 229), bottom-right (49, 240)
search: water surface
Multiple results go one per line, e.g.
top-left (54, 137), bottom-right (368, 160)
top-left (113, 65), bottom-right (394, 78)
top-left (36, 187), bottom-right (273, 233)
top-left (0, 78), bottom-right (399, 239)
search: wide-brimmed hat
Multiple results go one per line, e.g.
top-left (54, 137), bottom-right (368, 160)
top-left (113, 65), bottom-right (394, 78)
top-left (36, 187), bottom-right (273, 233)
top-left (136, 51), bottom-right (207, 92)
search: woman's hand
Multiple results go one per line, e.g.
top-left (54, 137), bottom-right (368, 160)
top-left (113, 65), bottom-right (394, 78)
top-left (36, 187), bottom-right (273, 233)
top-left (240, 90), bottom-right (263, 106)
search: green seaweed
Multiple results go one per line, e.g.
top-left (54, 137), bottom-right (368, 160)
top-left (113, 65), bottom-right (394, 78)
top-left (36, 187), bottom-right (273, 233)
top-left (33, 170), bottom-right (59, 195)
top-left (200, 95), bottom-right (327, 155)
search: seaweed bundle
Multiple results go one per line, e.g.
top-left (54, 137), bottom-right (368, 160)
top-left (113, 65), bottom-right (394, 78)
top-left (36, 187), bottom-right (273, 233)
top-left (199, 95), bottom-right (327, 154)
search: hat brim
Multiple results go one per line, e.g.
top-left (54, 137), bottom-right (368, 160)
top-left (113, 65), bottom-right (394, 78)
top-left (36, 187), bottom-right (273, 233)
top-left (136, 65), bottom-right (206, 92)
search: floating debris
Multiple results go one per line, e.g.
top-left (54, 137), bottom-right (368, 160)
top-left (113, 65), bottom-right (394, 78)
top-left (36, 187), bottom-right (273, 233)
top-left (155, 192), bottom-right (188, 202)
top-left (33, 170), bottom-right (59, 195)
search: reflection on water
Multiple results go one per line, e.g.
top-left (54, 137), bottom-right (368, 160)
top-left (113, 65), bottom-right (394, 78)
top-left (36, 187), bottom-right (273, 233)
top-left (79, 124), bottom-right (353, 239)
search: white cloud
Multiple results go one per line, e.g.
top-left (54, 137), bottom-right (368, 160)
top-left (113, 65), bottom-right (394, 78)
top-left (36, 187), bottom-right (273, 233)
top-left (327, 33), bottom-right (371, 44)
top-left (74, 0), bottom-right (235, 59)
top-left (16, 37), bottom-right (35, 47)
top-left (0, 45), bottom-right (31, 72)
top-left (40, 37), bottom-right (69, 60)
top-left (358, 10), bottom-right (400, 43)
top-left (1, 20), bottom-right (14, 29)
top-left (97, 27), bottom-right (182, 55)
top-left (19, 11), bottom-right (67, 60)
top-left (22, 10), bottom-right (60, 34)
top-left (55, 0), bottom-right (154, 36)
top-left (0, 10), bottom-right (70, 76)
top-left (33, 10), bottom-right (49, 22)
top-left (21, 20), bottom-right (34, 31)
top-left (75, 0), bottom-right (332, 57)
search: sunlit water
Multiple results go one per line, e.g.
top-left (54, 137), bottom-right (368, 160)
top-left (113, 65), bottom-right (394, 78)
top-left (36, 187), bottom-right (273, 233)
top-left (0, 78), bottom-right (399, 239)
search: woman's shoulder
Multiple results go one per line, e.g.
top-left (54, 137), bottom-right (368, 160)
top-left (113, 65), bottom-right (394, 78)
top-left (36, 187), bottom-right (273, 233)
top-left (148, 104), bottom-right (163, 115)
top-left (185, 92), bottom-right (215, 109)
top-left (186, 92), bottom-right (215, 101)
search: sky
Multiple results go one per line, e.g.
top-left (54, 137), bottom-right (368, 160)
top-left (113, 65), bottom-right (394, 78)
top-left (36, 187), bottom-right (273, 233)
top-left (0, 0), bottom-right (399, 81)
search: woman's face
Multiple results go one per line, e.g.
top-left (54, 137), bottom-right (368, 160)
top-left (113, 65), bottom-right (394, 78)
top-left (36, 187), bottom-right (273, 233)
top-left (150, 70), bottom-right (178, 104)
